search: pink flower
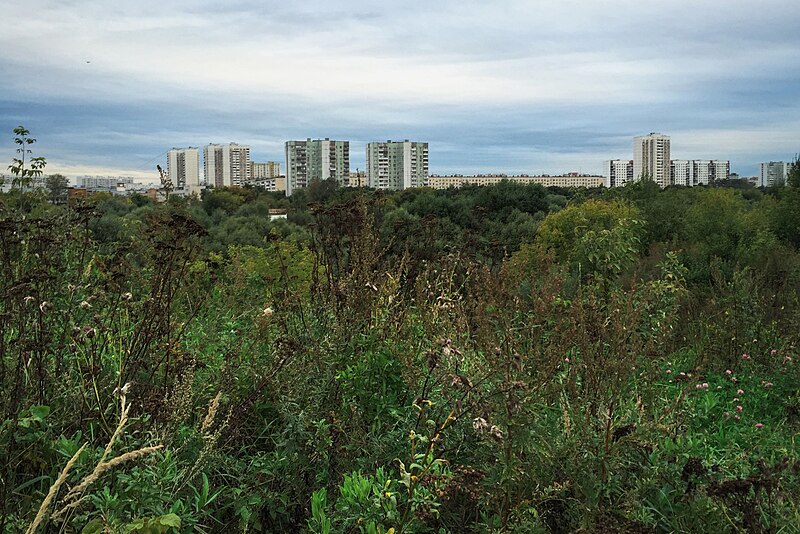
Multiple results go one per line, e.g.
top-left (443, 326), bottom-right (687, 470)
top-left (785, 356), bottom-right (793, 362)
top-left (695, 384), bottom-right (702, 390)
top-left (734, 415), bottom-right (741, 421)
top-left (764, 382), bottom-right (773, 389)
top-left (755, 423), bottom-right (764, 428)
top-left (702, 383), bottom-right (709, 389)
top-left (771, 349), bottom-right (777, 355)
top-left (742, 353), bottom-right (750, 360)
top-left (665, 369), bottom-right (672, 374)
top-left (564, 358), bottom-right (570, 363)
top-left (736, 405), bottom-right (743, 412)
top-left (737, 389), bottom-right (744, 395)
top-left (723, 411), bottom-right (729, 418)
top-left (725, 369), bottom-right (732, 375)
top-left (732, 377), bottom-right (738, 382)
top-left (733, 397), bottom-right (739, 402)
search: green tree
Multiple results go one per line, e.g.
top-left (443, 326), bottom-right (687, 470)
top-left (787, 155), bottom-right (800, 188)
top-left (45, 173), bottom-right (69, 204)
top-left (8, 126), bottom-right (46, 188)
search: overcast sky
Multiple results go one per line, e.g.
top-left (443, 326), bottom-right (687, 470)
top-left (1, 0), bottom-right (799, 180)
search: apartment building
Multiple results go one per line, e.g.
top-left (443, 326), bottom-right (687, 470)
top-left (603, 160), bottom-right (634, 188)
top-left (758, 161), bottom-right (790, 187)
top-left (204, 143), bottom-right (250, 188)
top-left (633, 133), bottom-right (671, 187)
top-left (366, 140), bottom-right (428, 191)
top-left (285, 138), bottom-right (350, 196)
top-left (249, 161), bottom-right (281, 180)
top-left (428, 174), bottom-right (604, 190)
top-left (167, 147), bottom-right (201, 193)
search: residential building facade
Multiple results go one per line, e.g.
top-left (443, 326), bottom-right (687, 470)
top-left (167, 147), bottom-right (201, 193)
top-left (204, 143), bottom-right (251, 188)
top-left (249, 161), bottom-right (281, 180)
top-left (603, 160), bottom-right (634, 188)
top-left (759, 161), bottom-right (789, 187)
top-left (428, 174), bottom-right (604, 190)
top-left (285, 138), bottom-right (350, 196)
top-left (366, 140), bottom-right (429, 191)
top-left (633, 133), bottom-right (671, 187)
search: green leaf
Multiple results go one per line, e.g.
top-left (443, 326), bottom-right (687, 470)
top-left (30, 405), bottom-right (50, 421)
top-left (81, 519), bottom-right (104, 534)
top-left (158, 514), bottom-right (181, 527)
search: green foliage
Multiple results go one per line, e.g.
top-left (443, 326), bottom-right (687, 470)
top-left (8, 126), bottom-right (47, 188)
top-left (3, 174), bottom-right (800, 533)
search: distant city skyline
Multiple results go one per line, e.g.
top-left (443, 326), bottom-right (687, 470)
top-left (2, 1), bottom-right (799, 180)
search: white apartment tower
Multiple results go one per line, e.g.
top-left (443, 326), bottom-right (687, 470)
top-left (634, 133), bottom-right (671, 187)
top-left (285, 138), bottom-right (350, 196)
top-left (366, 140), bottom-right (429, 191)
top-left (758, 161), bottom-right (789, 187)
top-left (204, 143), bottom-right (251, 188)
top-left (167, 147), bottom-right (201, 192)
top-left (603, 159), bottom-right (633, 188)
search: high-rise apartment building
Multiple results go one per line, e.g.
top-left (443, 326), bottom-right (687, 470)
top-left (285, 138), bottom-right (350, 196)
top-left (204, 143), bottom-right (250, 188)
top-left (366, 140), bottom-right (429, 191)
top-left (670, 160), bottom-right (730, 187)
top-left (249, 161), bottom-right (281, 180)
top-left (633, 133), bottom-right (671, 187)
top-left (758, 161), bottom-right (789, 187)
top-left (603, 159), bottom-right (633, 188)
top-left (670, 160), bottom-right (692, 187)
top-left (167, 147), bottom-right (201, 193)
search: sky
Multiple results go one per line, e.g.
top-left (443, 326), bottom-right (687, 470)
top-left (1, 0), bottom-right (799, 182)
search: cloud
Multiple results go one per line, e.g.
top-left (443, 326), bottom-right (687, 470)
top-left (1, 0), bottom-right (799, 178)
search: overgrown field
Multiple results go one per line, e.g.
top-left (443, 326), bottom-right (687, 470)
top-left (2, 180), bottom-right (800, 533)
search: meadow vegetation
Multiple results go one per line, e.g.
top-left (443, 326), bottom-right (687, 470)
top-left (2, 163), bottom-right (800, 532)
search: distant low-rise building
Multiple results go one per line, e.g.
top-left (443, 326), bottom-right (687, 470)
top-left (252, 175), bottom-right (286, 192)
top-left (428, 174), bottom-right (604, 190)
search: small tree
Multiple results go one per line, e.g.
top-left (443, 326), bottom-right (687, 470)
top-left (46, 173), bottom-right (69, 204)
top-left (787, 155), bottom-right (800, 188)
top-left (8, 126), bottom-right (46, 189)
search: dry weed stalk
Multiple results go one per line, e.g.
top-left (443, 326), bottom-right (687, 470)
top-left (25, 444), bottom-right (87, 534)
top-left (46, 385), bottom-right (164, 523)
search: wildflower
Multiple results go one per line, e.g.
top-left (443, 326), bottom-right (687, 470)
top-left (725, 369), bottom-right (732, 375)
top-left (771, 349), bottom-right (777, 355)
top-left (737, 389), bottom-right (744, 395)
top-left (785, 356), bottom-right (793, 362)
top-left (755, 423), bottom-right (764, 429)
top-left (741, 353), bottom-right (750, 360)
top-left (736, 405), bottom-right (743, 412)
top-left (39, 301), bottom-right (51, 313)
top-left (732, 377), bottom-right (738, 382)
top-left (80, 301), bottom-right (92, 310)
top-left (734, 415), bottom-right (741, 421)
top-left (489, 425), bottom-right (504, 441)
top-left (23, 296), bottom-right (35, 306)
top-left (564, 358), bottom-right (570, 363)
top-left (695, 384), bottom-right (702, 390)
top-left (702, 383), bottom-right (709, 389)
top-left (717, 386), bottom-right (722, 390)
top-left (733, 397), bottom-right (739, 402)
top-left (261, 306), bottom-right (274, 319)
top-left (122, 292), bottom-right (133, 301)
top-left (723, 412), bottom-right (729, 418)
top-left (473, 417), bottom-right (488, 432)
top-left (764, 382), bottom-right (773, 389)
top-left (678, 372), bottom-right (686, 377)
top-left (665, 369), bottom-right (671, 374)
